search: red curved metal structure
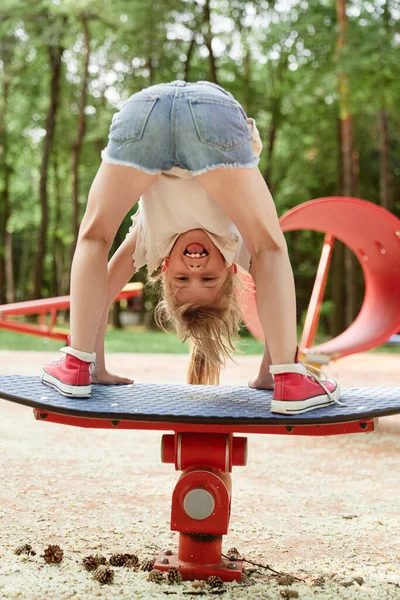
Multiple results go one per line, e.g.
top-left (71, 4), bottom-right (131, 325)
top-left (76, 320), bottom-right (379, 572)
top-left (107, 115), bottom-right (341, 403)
top-left (239, 197), bottom-right (400, 362)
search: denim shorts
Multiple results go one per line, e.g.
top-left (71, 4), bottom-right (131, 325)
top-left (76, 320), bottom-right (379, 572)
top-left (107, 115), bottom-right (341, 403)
top-left (101, 80), bottom-right (259, 175)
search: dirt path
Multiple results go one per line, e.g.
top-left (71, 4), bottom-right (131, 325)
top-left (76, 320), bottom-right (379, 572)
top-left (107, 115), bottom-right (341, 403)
top-left (0, 351), bottom-right (399, 599)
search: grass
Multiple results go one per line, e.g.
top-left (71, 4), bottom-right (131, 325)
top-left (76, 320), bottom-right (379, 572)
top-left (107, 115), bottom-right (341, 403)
top-left (0, 325), bottom-right (399, 355)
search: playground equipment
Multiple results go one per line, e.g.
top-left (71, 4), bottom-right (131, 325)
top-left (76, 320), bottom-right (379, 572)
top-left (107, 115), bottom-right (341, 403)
top-left (1, 197), bottom-right (399, 582)
top-left (0, 376), bottom-right (399, 581)
top-left (0, 282), bottom-right (143, 342)
top-left (239, 197), bottom-right (400, 365)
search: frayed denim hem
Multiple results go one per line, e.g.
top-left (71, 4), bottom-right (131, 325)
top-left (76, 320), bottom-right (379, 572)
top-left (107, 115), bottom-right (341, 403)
top-left (101, 150), bottom-right (163, 176)
top-left (190, 157), bottom-right (260, 176)
top-left (101, 149), bottom-right (260, 177)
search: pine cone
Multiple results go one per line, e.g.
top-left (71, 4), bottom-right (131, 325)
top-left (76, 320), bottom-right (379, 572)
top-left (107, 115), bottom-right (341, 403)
top-left (167, 567), bottom-right (183, 584)
top-left (14, 544), bottom-right (36, 557)
top-left (226, 546), bottom-right (240, 560)
top-left (277, 574), bottom-right (296, 586)
top-left (140, 558), bottom-right (155, 571)
top-left (207, 575), bottom-right (224, 588)
top-left (82, 554), bottom-right (107, 572)
top-left (148, 569), bottom-right (165, 584)
top-left (93, 565), bottom-right (114, 585)
top-left (125, 558), bottom-right (139, 569)
top-left (109, 553), bottom-right (127, 567)
top-left (42, 545), bottom-right (64, 564)
top-left (280, 590), bottom-right (299, 599)
top-left (123, 553), bottom-right (138, 567)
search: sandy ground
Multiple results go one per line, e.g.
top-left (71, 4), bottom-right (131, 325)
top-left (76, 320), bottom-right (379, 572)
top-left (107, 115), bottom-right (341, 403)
top-left (0, 350), bottom-right (399, 600)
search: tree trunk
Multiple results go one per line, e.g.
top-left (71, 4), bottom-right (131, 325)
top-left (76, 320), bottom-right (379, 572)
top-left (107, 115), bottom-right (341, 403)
top-left (242, 44), bottom-right (251, 114)
top-left (51, 150), bottom-right (63, 297)
top-left (0, 165), bottom-right (10, 304)
top-left (378, 109), bottom-right (394, 212)
top-left (184, 35), bottom-right (196, 82)
top-left (34, 27), bottom-right (65, 299)
top-left (72, 14), bottom-right (90, 249)
top-left (263, 56), bottom-right (287, 188)
top-left (336, 0), bottom-right (359, 328)
top-left (5, 231), bottom-right (14, 302)
top-left (330, 118), bottom-right (346, 337)
top-left (18, 232), bottom-right (32, 300)
top-left (0, 75), bottom-right (10, 304)
top-left (203, 0), bottom-right (218, 84)
top-left (264, 109), bottom-right (278, 187)
top-left (146, 56), bottom-right (154, 85)
top-left (62, 244), bottom-right (71, 296)
top-left (330, 240), bottom-right (346, 335)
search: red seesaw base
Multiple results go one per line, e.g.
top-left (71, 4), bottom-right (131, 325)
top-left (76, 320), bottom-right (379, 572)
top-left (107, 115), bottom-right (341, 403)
top-left (154, 537), bottom-right (243, 581)
top-left (156, 432), bottom-right (246, 581)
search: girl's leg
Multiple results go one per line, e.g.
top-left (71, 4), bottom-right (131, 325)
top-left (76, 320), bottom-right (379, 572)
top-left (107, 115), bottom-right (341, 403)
top-left (70, 162), bottom-right (159, 353)
top-left (196, 167), bottom-right (297, 370)
top-left (92, 226), bottom-right (139, 383)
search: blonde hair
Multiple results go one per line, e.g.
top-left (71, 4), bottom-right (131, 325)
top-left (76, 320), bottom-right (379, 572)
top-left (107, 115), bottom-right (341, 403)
top-left (148, 270), bottom-right (243, 385)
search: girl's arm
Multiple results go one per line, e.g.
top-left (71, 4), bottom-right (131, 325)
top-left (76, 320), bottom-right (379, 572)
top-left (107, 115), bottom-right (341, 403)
top-left (196, 168), bottom-right (296, 384)
top-left (92, 226), bottom-right (138, 384)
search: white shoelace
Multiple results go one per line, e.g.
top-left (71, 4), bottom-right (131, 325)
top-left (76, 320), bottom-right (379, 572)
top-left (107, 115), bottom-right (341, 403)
top-left (300, 362), bottom-right (346, 406)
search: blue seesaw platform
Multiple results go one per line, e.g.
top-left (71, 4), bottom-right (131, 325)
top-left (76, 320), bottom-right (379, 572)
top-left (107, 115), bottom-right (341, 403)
top-left (0, 376), bottom-right (399, 427)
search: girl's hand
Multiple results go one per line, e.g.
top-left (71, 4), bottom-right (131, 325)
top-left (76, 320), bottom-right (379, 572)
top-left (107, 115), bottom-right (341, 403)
top-left (248, 374), bottom-right (274, 390)
top-left (92, 370), bottom-right (134, 385)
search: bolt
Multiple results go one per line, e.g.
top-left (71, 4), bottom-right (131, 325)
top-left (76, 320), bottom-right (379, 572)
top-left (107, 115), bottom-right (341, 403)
top-left (160, 557), bottom-right (169, 565)
top-left (164, 549), bottom-right (173, 556)
top-left (228, 562), bottom-right (236, 569)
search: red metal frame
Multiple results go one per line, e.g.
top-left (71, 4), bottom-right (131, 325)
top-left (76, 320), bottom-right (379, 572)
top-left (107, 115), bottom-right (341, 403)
top-left (300, 232), bottom-right (335, 352)
top-left (32, 410), bottom-right (377, 436)
top-left (31, 408), bottom-right (376, 581)
top-left (0, 283), bottom-right (143, 342)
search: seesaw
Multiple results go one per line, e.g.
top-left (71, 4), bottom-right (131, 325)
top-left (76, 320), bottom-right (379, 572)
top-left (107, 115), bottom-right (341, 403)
top-left (0, 282), bottom-right (143, 342)
top-left (1, 375), bottom-right (400, 581)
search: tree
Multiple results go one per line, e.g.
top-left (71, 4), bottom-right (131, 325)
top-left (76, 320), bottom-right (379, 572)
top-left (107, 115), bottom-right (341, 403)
top-left (336, 0), bottom-right (359, 329)
top-left (0, 36), bottom-right (12, 303)
top-left (34, 13), bottom-right (66, 299)
top-left (71, 12), bottom-right (91, 248)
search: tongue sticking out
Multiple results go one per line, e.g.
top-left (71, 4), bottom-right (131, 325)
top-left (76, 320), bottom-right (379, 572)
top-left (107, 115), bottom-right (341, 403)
top-left (186, 243), bottom-right (205, 254)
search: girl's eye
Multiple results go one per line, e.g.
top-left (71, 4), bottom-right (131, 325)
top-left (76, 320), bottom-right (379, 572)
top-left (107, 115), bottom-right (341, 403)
top-left (202, 277), bottom-right (216, 281)
top-left (176, 276), bottom-right (189, 281)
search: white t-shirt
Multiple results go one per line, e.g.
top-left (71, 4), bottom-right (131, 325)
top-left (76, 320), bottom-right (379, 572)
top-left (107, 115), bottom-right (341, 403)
top-left (130, 118), bottom-right (263, 273)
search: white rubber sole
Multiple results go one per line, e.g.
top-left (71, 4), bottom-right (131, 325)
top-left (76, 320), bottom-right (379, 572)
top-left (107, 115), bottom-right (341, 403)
top-left (41, 370), bottom-right (91, 398)
top-left (271, 383), bottom-right (342, 415)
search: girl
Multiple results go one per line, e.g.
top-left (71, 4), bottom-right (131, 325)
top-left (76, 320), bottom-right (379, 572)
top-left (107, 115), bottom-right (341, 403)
top-left (42, 80), bottom-right (342, 415)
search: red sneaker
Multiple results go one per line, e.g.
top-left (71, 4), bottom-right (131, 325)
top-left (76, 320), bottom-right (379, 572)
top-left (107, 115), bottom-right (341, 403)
top-left (270, 358), bottom-right (343, 415)
top-left (41, 347), bottom-right (95, 398)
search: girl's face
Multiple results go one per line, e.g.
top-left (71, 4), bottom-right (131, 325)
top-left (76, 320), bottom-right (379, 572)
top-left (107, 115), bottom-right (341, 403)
top-left (166, 229), bottom-right (231, 305)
